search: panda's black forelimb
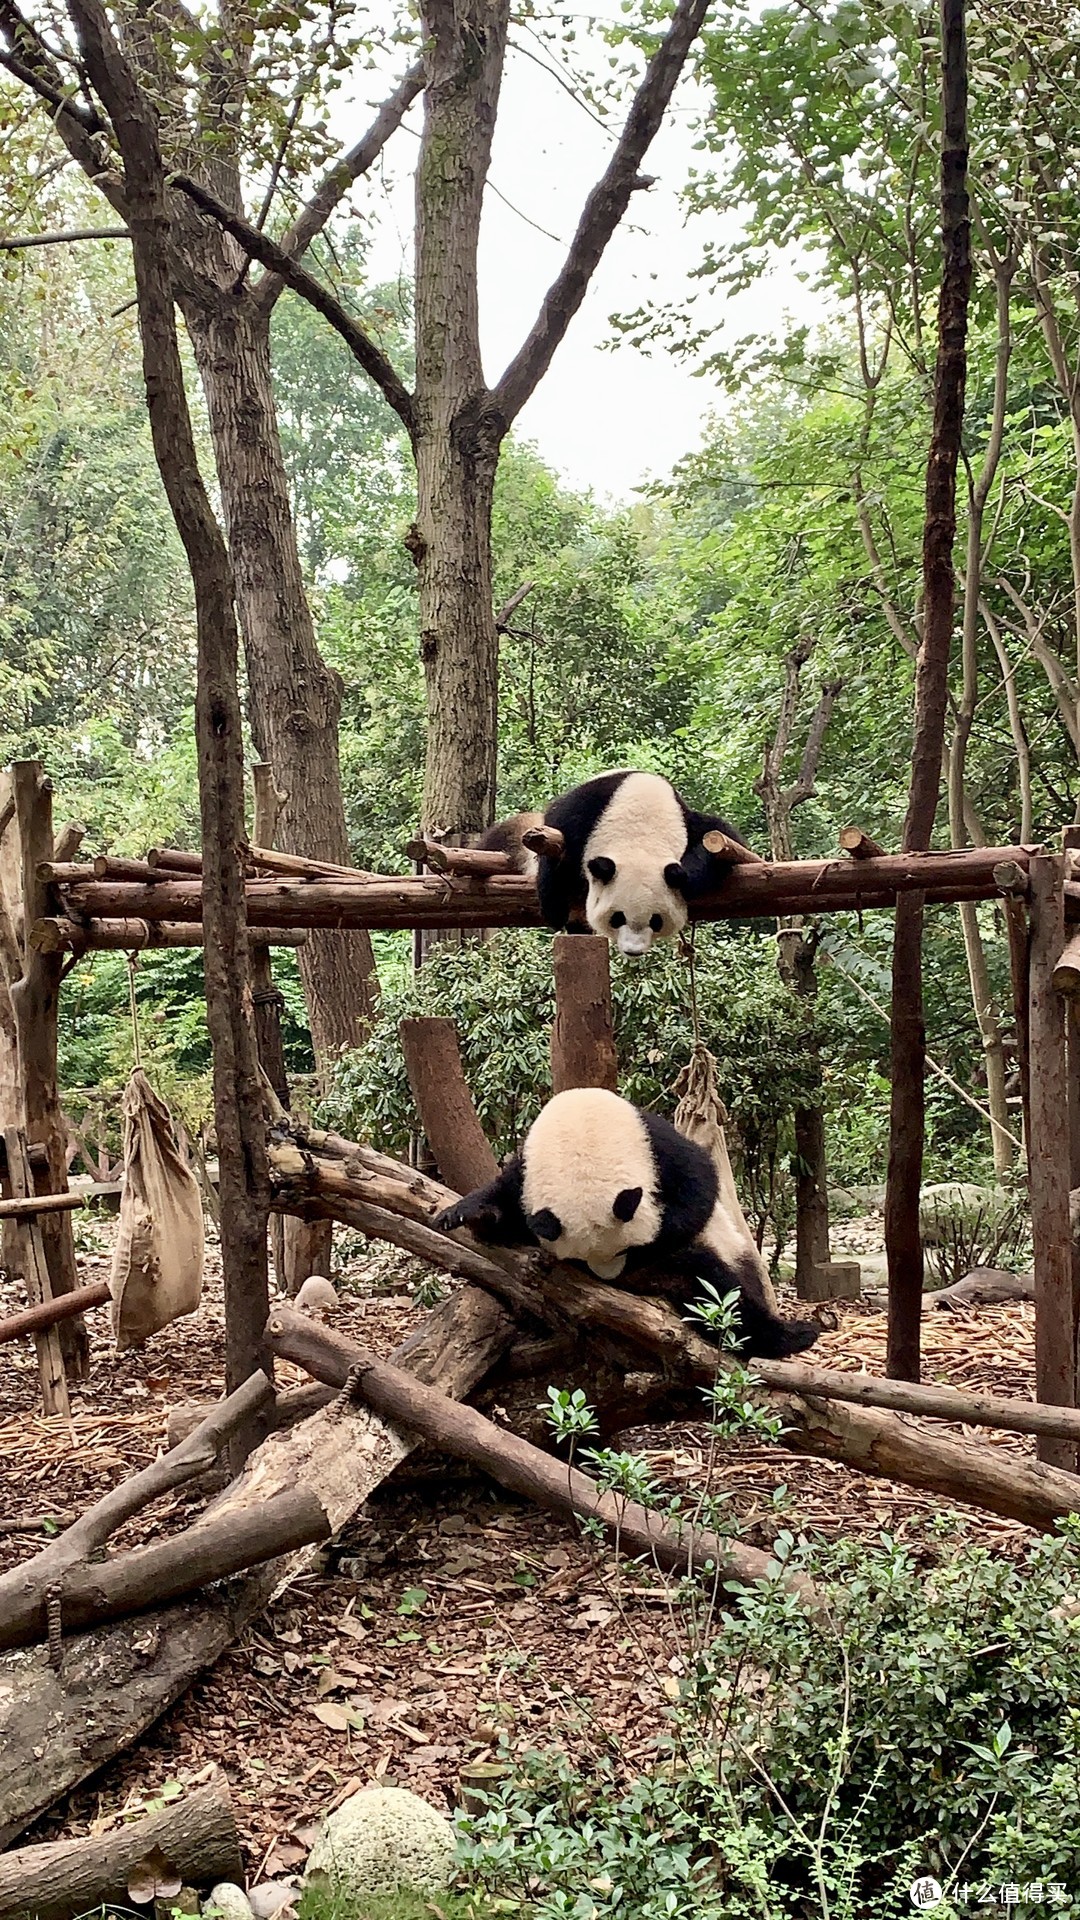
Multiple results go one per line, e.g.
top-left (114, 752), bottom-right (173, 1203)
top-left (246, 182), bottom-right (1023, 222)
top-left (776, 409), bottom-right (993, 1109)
top-left (433, 1157), bottom-right (530, 1243)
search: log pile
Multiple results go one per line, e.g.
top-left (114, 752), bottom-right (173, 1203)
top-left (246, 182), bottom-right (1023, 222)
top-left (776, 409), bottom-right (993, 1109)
top-left (29, 842), bottom-right (1050, 947)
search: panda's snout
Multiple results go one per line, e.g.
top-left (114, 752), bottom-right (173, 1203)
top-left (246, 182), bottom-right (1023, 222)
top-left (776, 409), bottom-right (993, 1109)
top-left (615, 926), bottom-right (652, 957)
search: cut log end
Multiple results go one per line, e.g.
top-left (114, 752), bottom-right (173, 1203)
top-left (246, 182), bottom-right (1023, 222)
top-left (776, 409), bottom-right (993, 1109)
top-left (521, 824), bottom-right (566, 860)
top-left (700, 829), bottom-right (765, 865)
top-left (839, 826), bottom-right (887, 860)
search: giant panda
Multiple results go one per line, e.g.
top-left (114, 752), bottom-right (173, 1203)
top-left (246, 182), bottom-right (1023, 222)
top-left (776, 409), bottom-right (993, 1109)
top-left (434, 1087), bottom-right (819, 1359)
top-left (477, 770), bottom-right (746, 957)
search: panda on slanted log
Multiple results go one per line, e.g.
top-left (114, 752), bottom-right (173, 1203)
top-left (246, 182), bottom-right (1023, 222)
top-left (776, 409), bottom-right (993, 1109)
top-left (434, 1088), bottom-right (819, 1360)
top-left (477, 770), bottom-right (747, 957)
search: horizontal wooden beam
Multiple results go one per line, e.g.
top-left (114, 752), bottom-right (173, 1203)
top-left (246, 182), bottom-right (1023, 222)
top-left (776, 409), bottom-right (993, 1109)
top-left (30, 917), bottom-right (307, 953)
top-left (56, 844), bottom-right (1038, 931)
top-left (0, 1281), bottom-right (111, 1345)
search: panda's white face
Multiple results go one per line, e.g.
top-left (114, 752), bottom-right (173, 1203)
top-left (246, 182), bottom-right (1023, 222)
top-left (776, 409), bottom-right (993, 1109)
top-left (585, 857), bottom-right (689, 955)
top-left (522, 1088), bottom-right (662, 1277)
top-left (581, 771), bottom-right (690, 956)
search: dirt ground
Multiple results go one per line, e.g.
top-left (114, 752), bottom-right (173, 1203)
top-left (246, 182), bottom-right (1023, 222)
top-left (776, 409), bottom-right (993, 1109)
top-left (0, 1209), bottom-right (1043, 1887)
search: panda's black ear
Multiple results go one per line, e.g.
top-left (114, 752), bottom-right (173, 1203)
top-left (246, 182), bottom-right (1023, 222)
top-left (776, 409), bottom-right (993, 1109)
top-left (613, 1185), bottom-right (643, 1222)
top-left (587, 855), bottom-right (617, 885)
top-left (527, 1207), bottom-right (562, 1242)
top-left (664, 861), bottom-right (689, 893)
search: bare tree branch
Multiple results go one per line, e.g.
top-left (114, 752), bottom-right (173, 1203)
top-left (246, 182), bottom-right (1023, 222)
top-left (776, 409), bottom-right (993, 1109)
top-left (491, 0), bottom-right (709, 424)
top-left (793, 677), bottom-right (843, 803)
top-left (0, 1), bottom-right (127, 215)
top-left (0, 224), bottom-right (129, 247)
top-left (168, 171), bottom-right (416, 436)
top-left (255, 59), bottom-right (424, 310)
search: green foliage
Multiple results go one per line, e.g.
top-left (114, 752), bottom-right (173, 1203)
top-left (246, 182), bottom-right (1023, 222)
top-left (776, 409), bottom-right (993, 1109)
top-left (297, 1888), bottom-right (492, 1920)
top-left (457, 1526), bottom-right (1080, 1917)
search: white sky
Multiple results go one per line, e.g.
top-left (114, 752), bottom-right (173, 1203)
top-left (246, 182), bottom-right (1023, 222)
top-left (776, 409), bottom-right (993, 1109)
top-left (354, 25), bottom-right (826, 502)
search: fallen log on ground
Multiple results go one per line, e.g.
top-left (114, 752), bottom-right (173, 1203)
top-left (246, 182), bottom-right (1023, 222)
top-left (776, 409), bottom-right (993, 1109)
top-left (536, 1271), bottom-right (1080, 1530)
top-left (266, 1306), bottom-right (820, 1610)
top-left (0, 1484), bottom-right (330, 1652)
top-left (0, 1278), bottom-right (513, 1837)
top-left (0, 1279), bottom-right (110, 1344)
top-left (0, 1770), bottom-right (240, 1920)
top-left (0, 1370), bottom-right (274, 1633)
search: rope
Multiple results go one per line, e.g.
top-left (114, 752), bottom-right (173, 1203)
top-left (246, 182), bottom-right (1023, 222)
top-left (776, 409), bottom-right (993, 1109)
top-left (126, 953), bottom-right (141, 1069)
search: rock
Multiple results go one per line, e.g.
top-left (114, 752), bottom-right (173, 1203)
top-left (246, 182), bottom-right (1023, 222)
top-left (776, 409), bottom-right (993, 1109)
top-left (919, 1183), bottom-right (1011, 1245)
top-left (247, 1883), bottom-right (297, 1920)
top-left (925, 1268), bottom-right (1034, 1310)
top-left (304, 1785), bottom-right (454, 1897)
top-left (294, 1275), bottom-right (339, 1315)
top-left (205, 1886), bottom-right (253, 1920)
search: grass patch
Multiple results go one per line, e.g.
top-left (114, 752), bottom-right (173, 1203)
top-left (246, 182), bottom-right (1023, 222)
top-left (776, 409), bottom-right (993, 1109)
top-left (296, 1885), bottom-right (496, 1920)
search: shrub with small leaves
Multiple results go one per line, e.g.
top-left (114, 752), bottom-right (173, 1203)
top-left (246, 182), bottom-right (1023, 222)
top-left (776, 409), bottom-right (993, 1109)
top-left (456, 1523), bottom-right (1080, 1917)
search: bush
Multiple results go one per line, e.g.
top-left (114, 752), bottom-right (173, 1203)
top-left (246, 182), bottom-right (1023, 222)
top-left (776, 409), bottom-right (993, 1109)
top-left (320, 928), bottom-right (822, 1250)
top-left (457, 1524), bottom-right (1080, 1918)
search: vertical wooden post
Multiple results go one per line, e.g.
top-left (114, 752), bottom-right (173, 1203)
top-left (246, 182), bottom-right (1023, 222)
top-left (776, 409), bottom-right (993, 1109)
top-left (400, 1017), bottom-right (499, 1191)
top-left (3, 1126), bottom-right (69, 1417)
top-left (8, 761), bottom-right (88, 1382)
top-left (250, 764), bottom-right (290, 1109)
top-left (550, 935), bottom-right (618, 1094)
top-left (1002, 891), bottom-right (1031, 1162)
top-left (1028, 853), bottom-right (1076, 1470)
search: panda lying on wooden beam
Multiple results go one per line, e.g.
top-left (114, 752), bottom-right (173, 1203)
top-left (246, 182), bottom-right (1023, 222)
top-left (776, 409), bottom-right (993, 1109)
top-left (478, 769), bottom-right (746, 957)
top-left (435, 1088), bottom-right (819, 1359)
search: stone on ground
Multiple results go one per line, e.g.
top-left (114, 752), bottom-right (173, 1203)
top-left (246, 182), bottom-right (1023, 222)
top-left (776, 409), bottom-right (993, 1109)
top-left (303, 1785), bottom-right (454, 1896)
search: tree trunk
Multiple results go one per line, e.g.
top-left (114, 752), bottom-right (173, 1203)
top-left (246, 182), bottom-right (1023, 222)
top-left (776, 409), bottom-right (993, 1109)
top-left (185, 297), bottom-right (378, 1067)
top-left (69, 0), bottom-right (271, 1445)
top-left (885, 0), bottom-right (971, 1381)
top-left (414, 0), bottom-right (510, 839)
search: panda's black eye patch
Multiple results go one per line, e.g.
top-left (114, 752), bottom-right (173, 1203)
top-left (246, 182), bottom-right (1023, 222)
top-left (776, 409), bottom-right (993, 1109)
top-left (527, 1207), bottom-right (562, 1242)
top-left (613, 1185), bottom-right (643, 1222)
top-left (610, 911), bottom-right (626, 929)
top-left (649, 914), bottom-right (664, 933)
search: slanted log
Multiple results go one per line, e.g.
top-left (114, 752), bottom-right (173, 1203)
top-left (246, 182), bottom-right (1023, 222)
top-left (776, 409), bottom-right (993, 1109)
top-left (1054, 931), bottom-right (1080, 996)
top-left (399, 1016), bottom-right (500, 1192)
top-left (0, 1572), bottom-right (278, 1845)
top-left (0, 1279), bottom-right (110, 1344)
top-left (0, 1283), bottom-right (513, 1840)
top-left (0, 1372), bottom-right (275, 1634)
top-left (550, 934), bottom-right (617, 1093)
top-left (700, 829), bottom-right (765, 864)
top-left (0, 1772), bottom-right (241, 1919)
top-left (0, 1487), bottom-right (329, 1651)
top-left (840, 826), bottom-right (887, 859)
top-left (246, 845), bottom-right (372, 881)
top-left (521, 823), bottom-right (565, 860)
top-left (405, 837), bottom-right (513, 877)
top-left (144, 846), bottom-right (203, 872)
top-left (266, 1307), bottom-right (819, 1609)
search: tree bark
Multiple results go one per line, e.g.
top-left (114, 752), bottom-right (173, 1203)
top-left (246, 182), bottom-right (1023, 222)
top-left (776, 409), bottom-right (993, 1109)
top-left (886, 0), bottom-right (971, 1381)
top-left (550, 934), bottom-right (618, 1093)
top-left (399, 1016), bottom-right (500, 1191)
top-left (0, 1773), bottom-right (241, 1920)
top-left (67, 0), bottom-right (271, 1439)
top-left (268, 1307), bottom-right (821, 1608)
top-left (185, 298), bottom-right (378, 1066)
top-left (1028, 855), bottom-right (1076, 1469)
top-left (7, 763), bottom-right (87, 1381)
top-left (413, 0), bottom-right (509, 839)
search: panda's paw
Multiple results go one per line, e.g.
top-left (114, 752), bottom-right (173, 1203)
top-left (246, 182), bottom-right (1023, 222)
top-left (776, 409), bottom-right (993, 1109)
top-left (779, 1319), bottom-right (820, 1356)
top-left (433, 1200), bottom-right (470, 1233)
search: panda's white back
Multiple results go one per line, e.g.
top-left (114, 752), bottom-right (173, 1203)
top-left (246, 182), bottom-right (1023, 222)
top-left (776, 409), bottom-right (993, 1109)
top-left (522, 1087), bottom-right (661, 1279)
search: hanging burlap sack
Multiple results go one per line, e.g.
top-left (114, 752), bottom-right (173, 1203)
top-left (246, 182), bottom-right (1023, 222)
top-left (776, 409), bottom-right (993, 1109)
top-left (673, 1044), bottom-right (780, 1315)
top-left (110, 1068), bottom-right (205, 1349)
